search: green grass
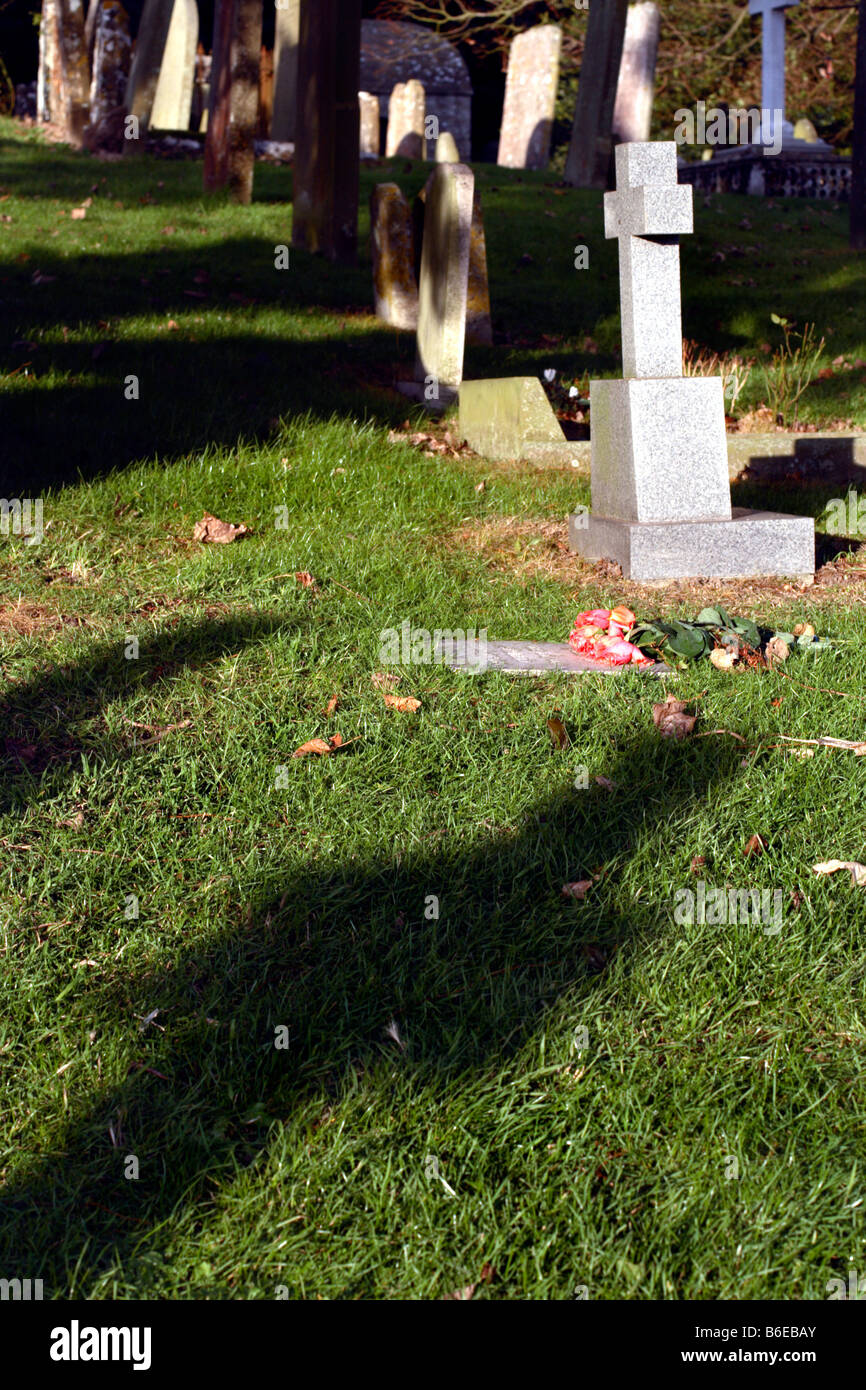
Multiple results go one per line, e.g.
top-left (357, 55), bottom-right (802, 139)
top-left (1, 121), bottom-right (865, 1300)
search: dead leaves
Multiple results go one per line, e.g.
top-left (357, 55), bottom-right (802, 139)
top-left (652, 694), bottom-right (697, 739)
top-left (193, 513), bottom-right (249, 544)
top-left (371, 671), bottom-right (400, 691)
top-left (743, 833), bottom-right (768, 857)
top-left (562, 880), bottom-right (593, 900)
top-left (765, 636), bottom-right (790, 667)
top-left (383, 693), bottom-right (421, 713)
top-left (292, 733), bottom-right (351, 758)
top-left (709, 648), bottom-right (736, 672)
top-left (387, 422), bottom-right (472, 459)
top-left (813, 859), bottom-right (866, 888)
top-left (547, 716), bottom-right (569, 749)
top-left (294, 570), bottom-right (318, 590)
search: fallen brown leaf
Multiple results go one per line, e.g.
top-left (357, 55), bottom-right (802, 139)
top-left (547, 716), bottom-right (569, 749)
top-left (324, 695), bottom-right (338, 716)
top-left (480, 1262), bottom-right (496, 1285)
top-left (744, 833), bottom-right (768, 857)
top-left (443, 1284), bottom-right (476, 1301)
top-left (690, 855), bottom-right (706, 873)
top-left (594, 775), bottom-right (616, 792)
top-left (766, 636), bottom-right (789, 667)
top-left (371, 671), bottom-right (400, 690)
top-left (384, 693), bottom-right (421, 713)
top-left (292, 737), bottom-right (333, 758)
top-left (193, 512), bottom-right (250, 544)
top-left (562, 880), bottom-right (593, 900)
top-left (70, 206), bottom-right (87, 220)
top-left (652, 695), bottom-right (697, 739)
top-left (294, 570), bottom-right (317, 589)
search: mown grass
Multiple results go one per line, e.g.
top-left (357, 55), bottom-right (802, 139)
top-left (1, 120), bottom-right (865, 1300)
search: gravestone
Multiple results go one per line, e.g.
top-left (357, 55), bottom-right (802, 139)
top-left (203, 0), bottom-right (263, 203)
top-left (397, 162), bottom-right (473, 408)
top-left (37, 0), bottom-right (59, 122)
top-left (565, 0), bottom-right (628, 187)
top-left (749, 0), bottom-right (797, 147)
top-left (54, 0), bottom-right (91, 143)
top-left (370, 183), bottom-right (418, 330)
top-left (149, 0), bottom-right (198, 131)
top-left (612, 3), bottom-right (659, 144)
top-left (466, 191), bottom-right (492, 346)
top-left (435, 131), bottom-right (460, 162)
top-left (125, 0), bottom-right (174, 136)
top-left (292, 0), bottom-right (362, 262)
top-left (386, 79), bottom-right (425, 159)
top-left (459, 377), bottom-right (582, 466)
top-left (359, 91), bottom-right (380, 156)
top-left (569, 142), bottom-right (813, 580)
top-left (497, 24), bottom-right (561, 170)
top-left (271, 0), bottom-right (299, 141)
top-left (87, 0), bottom-right (131, 126)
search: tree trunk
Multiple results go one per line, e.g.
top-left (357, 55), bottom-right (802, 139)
top-left (204, 0), bottom-right (263, 204)
top-left (852, 0), bottom-right (866, 249)
top-left (56, 0), bottom-right (91, 144)
top-left (564, 0), bottom-right (629, 189)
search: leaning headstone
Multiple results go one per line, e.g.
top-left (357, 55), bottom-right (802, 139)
top-left (612, 3), bottom-right (660, 144)
top-left (435, 130), bottom-right (460, 162)
top-left (459, 378), bottom-right (582, 465)
top-left (370, 183), bottom-right (418, 330)
top-left (125, 0), bottom-right (174, 137)
top-left (292, 0), bottom-right (362, 261)
top-left (149, 0), bottom-right (198, 131)
top-left (359, 91), bottom-right (380, 156)
top-left (386, 79), bottom-right (425, 159)
top-left (564, 0), bottom-right (628, 187)
top-left (497, 24), bottom-right (561, 170)
top-left (271, 0), bottom-right (299, 141)
top-left (87, 0), bottom-right (131, 127)
top-left (569, 142), bottom-right (813, 580)
top-left (398, 162), bottom-right (474, 409)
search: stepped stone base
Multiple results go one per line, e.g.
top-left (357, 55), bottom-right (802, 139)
top-left (569, 507), bottom-right (815, 582)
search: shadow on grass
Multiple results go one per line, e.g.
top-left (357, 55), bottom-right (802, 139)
top-left (0, 611), bottom-right (746, 1293)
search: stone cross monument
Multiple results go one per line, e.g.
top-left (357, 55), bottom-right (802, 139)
top-left (569, 142), bottom-right (813, 580)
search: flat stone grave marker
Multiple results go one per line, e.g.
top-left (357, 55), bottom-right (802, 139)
top-left (459, 377), bottom-right (582, 466)
top-left (569, 141), bottom-right (813, 581)
top-left (497, 24), bottom-right (561, 169)
top-left (440, 638), bottom-right (669, 676)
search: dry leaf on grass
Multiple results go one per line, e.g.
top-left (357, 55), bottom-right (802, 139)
top-left (193, 512), bottom-right (249, 544)
top-left (690, 855), bottom-right (707, 873)
top-left (595, 775), bottom-right (617, 792)
top-left (294, 570), bottom-right (318, 589)
top-left (324, 695), bottom-right (338, 716)
top-left (442, 1284), bottom-right (476, 1301)
top-left (744, 833), bottom-right (768, 857)
top-left (371, 671), bottom-right (401, 690)
top-left (562, 880), bottom-right (593, 900)
top-left (383, 693), bottom-right (421, 713)
top-left (70, 206), bottom-right (87, 220)
top-left (547, 716), bottom-right (569, 749)
top-left (813, 859), bottom-right (866, 887)
top-left (652, 694), bottom-right (697, 739)
top-left (710, 648), bottom-right (736, 672)
top-left (766, 636), bottom-right (790, 667)
top-left (292, 733), bottom-right (351, 758)
top-left (480, 1262), bottom-right (496, 1285)
top-left (58, 809), bottom-right (86, 829)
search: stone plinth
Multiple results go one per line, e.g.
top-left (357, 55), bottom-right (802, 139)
top-left (459, 377), bottom-right (581, 465)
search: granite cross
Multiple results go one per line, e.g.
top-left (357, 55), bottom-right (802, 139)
top-left (602, 141), bottom-right (692, 380)
top-left (749, 0), bottom-right (798, 139)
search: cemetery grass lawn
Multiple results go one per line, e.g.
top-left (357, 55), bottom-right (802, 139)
top-left (1, 121), bottom-right (866, 1299)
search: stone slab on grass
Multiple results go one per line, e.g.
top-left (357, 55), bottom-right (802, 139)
top-left (440, 638), bottom-right (669, 675)
top-left (459, 377), bottom-right (584, 466)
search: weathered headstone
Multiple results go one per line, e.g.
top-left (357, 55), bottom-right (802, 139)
top-left (435, 130), bottom-right (460, 162)
top-left (385, 78), bottom-right (425, 159)
top-left (87, 0), bottom-right (131, 126)
top-left (203, 0), bottom-right (263, 204)
top-left (125, 0), bottom-right (174, 137)
top-left (271, 0), bottom-right (299, 141)
top-left (359, 91), bottom-right (380, 156)
top-left (292, 0), bottom-right (362, 262)
top-left (612, 3), bottom-right (660, 144)
top-left (497, 24), bottom-right (561, 170)
top-left (149, 0), bottom-right (198, 131)
top-left (370, 183), bottom-right (418, 330)
top-left (569, 142), bottom-right (813, 580)
top-left (399, 161), bottom-right (474, 408)
top-left (54, 0), bottom-right (91, 143)
top-left (37, 0), bottom-right (59, 123)
top-left (564, 0), bottom-right (629, 187)
top-left (459, 378), bottom-right (582, 465)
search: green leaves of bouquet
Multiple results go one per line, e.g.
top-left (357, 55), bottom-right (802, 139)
top-left (627, 605), bottom-right (830, 664)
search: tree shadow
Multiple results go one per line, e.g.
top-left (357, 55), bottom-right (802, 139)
top-left (0, 610), bottom-right (745, 1292)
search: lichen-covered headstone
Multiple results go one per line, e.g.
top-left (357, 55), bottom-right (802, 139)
top-left (466, 190), bottom-right (492, 346)
top-left (125, 0), bottom-right (174, 137)
top-left (359, 91), bottom-right (380, 156)
top-left (370, 182), bottom-right (418, 330)
top-left (435, 131), bottom-right (460, 162)
top-left (87, 0), bottom-right (131, 126)
top-left (497, 24), bottom-right (560, 170)
top-left (385, 79), bottom-right (425, 159)
top-left (150, 0), bottom-right (198, 131)
top-left (612, 2), bottom-right (660, 144)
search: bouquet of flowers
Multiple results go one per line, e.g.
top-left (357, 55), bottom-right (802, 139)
top-left (568, 606), bottom-right (653, 667)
